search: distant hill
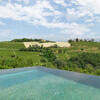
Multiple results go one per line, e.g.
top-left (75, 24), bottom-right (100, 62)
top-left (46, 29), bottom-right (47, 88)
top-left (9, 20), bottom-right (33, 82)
top-left (11, 38), bottom-right (55, 43)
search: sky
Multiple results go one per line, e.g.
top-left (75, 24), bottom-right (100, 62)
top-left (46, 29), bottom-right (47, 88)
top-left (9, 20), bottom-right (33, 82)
top-left (0, 0), bottom-right (100, 41)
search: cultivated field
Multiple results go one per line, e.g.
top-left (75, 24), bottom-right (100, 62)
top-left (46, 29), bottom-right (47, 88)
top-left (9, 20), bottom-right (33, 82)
top-left (56, 41), bottom-right (100, 59)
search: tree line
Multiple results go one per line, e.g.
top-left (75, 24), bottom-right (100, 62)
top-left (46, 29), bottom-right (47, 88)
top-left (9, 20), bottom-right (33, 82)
top-left (11, 38), bottom-right (55, 43)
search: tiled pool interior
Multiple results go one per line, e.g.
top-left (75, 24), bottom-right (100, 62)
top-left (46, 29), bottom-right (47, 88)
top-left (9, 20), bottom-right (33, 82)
top-left (0, 66), bottom-right (100, 100)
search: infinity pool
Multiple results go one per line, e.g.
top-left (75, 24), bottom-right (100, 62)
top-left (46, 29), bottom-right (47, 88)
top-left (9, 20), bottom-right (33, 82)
top-left (0, 67), bottom-right (100, 100)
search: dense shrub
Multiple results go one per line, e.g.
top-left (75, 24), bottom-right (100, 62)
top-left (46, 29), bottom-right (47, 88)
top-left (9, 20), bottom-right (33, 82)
top-left (67, 53), bottom-right (100, 72)
top-left (0, 55), bottom-right (33, 68)
top-left (19, 45), bottom-right (42, 52)
top-left (42, 48), bottom-right (56, 62)
top-left (50, 44), bottom-right (59, 48)
top-left (81, 48), bottom-right (84, 51)
top-left (53, 59), bottom-right (67, 69)
top-left (41, 48), bottom-right (100, 75)
top-left (68, 39), bottom-right (74, 43)
top-left (41, 58), bottom-right (48, 63)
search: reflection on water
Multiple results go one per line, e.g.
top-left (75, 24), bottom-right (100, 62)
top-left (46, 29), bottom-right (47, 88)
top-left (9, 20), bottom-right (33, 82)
top-left (0, 69), bottom-right (100, 100)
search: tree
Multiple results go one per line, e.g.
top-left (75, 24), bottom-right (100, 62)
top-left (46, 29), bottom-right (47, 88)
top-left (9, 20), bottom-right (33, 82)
top-left (68, 39), bottom-right (74, 43)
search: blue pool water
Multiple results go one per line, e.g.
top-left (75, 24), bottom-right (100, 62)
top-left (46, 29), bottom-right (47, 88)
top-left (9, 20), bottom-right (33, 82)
top-left (0, 69), bottom-right (100, 100)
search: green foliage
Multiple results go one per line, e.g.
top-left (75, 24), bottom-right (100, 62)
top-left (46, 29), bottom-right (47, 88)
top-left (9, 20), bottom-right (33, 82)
top-left (42, 48), bottom-right (56, 62)
top-left (11, 38), bottom-right (34, 42)
top-left (85, 64), bottom-right (94, 73)
top-left (94, 69), bottom-right (100, 75)
top-left (0, 49), bottom-right (42, 68)
top-left (81, 48), bottom-right (84, 51)
top-left (50, 44), bottom-right (59, 48)
top-left (53, 59), bottom-right (67, 69)
top-left (41, 58), bottom-right (48, 63)
top-left (19, 45), bottom-right (42, 52)
top-left (0, 55), bottom-right (34, 68)
top-left (65, 53), bottom-right (100, 75)
top-left (68, 53), bottom-right (100, 69)
top-left (68, 39), bottom-right (74, 43)
top-left (0, 40), bottom-right (100, 76)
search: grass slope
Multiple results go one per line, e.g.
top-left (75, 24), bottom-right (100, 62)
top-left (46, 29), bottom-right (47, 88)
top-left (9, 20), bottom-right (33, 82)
top-left (0, 41), bottom-right (100, 75)
top-left (0, 42), bottom-right (42, 69)
top-left (0, 42), bottom-right (25, 49)
top-left (71, 41), bottom-right (100, 47)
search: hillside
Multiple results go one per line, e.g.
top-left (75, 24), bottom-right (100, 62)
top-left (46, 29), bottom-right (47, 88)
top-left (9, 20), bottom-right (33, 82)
top-left (0, 41), bottom-right (100, 76)
top-left (0, 42), bottom-right (25, 49)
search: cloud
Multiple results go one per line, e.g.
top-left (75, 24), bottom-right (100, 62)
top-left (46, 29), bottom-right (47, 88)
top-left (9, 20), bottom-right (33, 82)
top-left (0, 21), bottom-right (5, 26)
top-left (15, 0), bottom-right (29, 4)
top-left (53, 0), bottom-right (67, 7)
top-left (0, 0), bottom-right (99, 40)
top-left (67, 0), bottom-right (100, 22)
top-left (0, 1), bottom-right (62, 22)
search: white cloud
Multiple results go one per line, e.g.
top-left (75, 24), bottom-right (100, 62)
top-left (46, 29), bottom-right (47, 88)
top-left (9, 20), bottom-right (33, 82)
top-left (53, 0), bottom-right (67, 7)
top-left (0, 1), bottom-right (62, 22)
top-left (68, 0), bottom-right (100, 22)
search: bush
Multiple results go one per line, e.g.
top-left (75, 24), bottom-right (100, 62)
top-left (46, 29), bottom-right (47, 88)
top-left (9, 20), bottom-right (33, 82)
top-left (95, 69), bottom-right (100, 75)
top-left (42, 48), bottom-right (56, 62)
top-left (81, 48), bottom-right (84, 51)
top-left (68, 39), bottom-right (74, 43)
top-left (41, 58), bottom-right (47, 63)
top-left (68, 53), bottom-right (100, 69)
top-left (85, 64), bottom-right (93, 73)
top-left (50, 44), bottom-right (59, 48)
top-left (53, 59), bottom-right (67, 69)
